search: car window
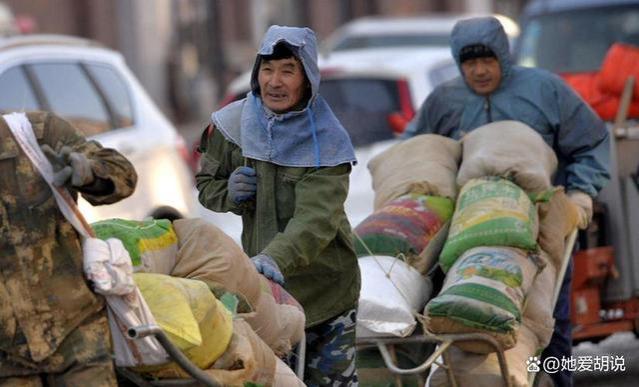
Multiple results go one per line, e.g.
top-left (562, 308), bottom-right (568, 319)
top-left (517, 6), bottom-right (639, 73)
top-left (85, 63), bottom-right (135, 128)
top-left (320, 78), bottom-right (400, 147)
top-left (28, 62), bottom-right (111, 136)
top-left (333, 34), bottom-right (450, 51)
top-left (0, 66), bottom-right (40, 112)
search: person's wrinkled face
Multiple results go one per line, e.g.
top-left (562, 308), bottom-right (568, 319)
top-left (258, 57), bottom-right (306, 113)
top-left (461, 57), bottom-right (502, 95)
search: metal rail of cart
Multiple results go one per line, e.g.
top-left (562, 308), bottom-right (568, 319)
top-left (116, 325), bottom-right (306, 387)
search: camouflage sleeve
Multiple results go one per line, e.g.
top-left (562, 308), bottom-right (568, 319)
top-left (43, 113), bottom-right (137, 205)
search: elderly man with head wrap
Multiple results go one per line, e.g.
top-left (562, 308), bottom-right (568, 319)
top-left (197, 25), bottom-right (360, 386)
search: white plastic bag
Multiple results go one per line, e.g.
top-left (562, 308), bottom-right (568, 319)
top-left (83, 237), bottom-right (136, 296)
top-left (83, 237), bottom-right (169, 366)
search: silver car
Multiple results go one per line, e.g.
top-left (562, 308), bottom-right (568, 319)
top-left (0, 34), bottom-right (198, 221)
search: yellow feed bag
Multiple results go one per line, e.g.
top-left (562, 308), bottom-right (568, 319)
top-left (133, 273), bottom-right (233, 377)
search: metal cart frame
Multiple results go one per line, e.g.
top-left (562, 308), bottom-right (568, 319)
top-left (356, 229), bottom-right (578, 387)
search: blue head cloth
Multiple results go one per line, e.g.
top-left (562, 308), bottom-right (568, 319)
top-left (212, 25), bottom-right (356, 168)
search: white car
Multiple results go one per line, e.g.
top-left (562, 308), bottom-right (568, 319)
top-left (322, 13), bottom-right (520, 54)
top-left (0, 34), bottom-right (198, 222)
top-left (200, 47), bottom-right (459, 239)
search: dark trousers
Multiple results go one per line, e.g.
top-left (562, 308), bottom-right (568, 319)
top-left (303, 308), bottom-right (358, 387)
top-left (541, 258), bottom-right (573, 387)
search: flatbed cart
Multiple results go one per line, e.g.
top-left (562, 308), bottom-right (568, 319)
top-left (356, 229), bottom-right (578, 387)
top-left (116, 325), bottom-right (307, 386)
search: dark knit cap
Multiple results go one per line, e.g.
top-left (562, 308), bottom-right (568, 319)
top-left (459, 43), bottom-right (496, 63)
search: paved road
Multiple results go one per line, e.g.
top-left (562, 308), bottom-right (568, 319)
top-left (573, 332), bottom-right (639, 386)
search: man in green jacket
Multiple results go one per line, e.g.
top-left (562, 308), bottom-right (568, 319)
top-left (0, 111), bottom-right (137, 386)
top-left (197, 25), bottom-right (360, 386)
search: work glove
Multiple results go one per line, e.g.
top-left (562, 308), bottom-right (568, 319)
top-left (567, 190), bottom-right (593, 230)
top-left (228, 166), bottom-right (257, 204)
top-left (252, 254), bottom-right (284, 285)
top-left (41, 144), bottom-right (94, 187)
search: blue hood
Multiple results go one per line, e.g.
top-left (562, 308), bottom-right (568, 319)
top-left (450, 16), bottom-right (513, 82)
top-left (250, 25), bottom-right (321, 101)
top-left (213, 25), bottom-right (356, 168)
top-left (405, 16), bottom-right (610, 197)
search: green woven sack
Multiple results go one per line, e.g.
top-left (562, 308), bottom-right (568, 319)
top-left (92, 218), bottom-right (178, 273)
top-left (426, 246), bottom-right (543, 336)
top-left (439, 177), bottom-right (538, 272)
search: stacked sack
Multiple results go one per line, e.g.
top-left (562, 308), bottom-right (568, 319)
top-left (427, 254), bottom-right (562, 387)
top-left (424, 121), bottom-right (579, 385)
top-left (424, 121), bottom-right (558, 351)
top-left (92, 218), bottom-right (306, 386)
top-left (170, 218), bottom-right (305, 358)
top-left (353, 135), bottom-right (460, 339)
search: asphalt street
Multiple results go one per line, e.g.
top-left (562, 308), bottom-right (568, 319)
top-left (573, 332), bottom-right (639, 386)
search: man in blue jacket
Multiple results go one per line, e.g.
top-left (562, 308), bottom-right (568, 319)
top-left (404, 16), bottom-right (610, 386)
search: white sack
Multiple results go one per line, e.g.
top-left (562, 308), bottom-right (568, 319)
top-left (357, 256), bottom-right (432, 338)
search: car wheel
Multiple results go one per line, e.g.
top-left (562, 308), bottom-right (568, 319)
top-left (150, 206), bottom-right (182, 221)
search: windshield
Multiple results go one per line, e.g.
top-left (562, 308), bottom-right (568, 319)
top-left (517, 5), bottom-right (639, 73)
top-left (333, 34), bottom-right (450, 51)
top-left (320, 78), bottom-right (401, 147)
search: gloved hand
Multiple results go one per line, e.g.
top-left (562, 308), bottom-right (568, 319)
top-left (567, 190), bottom-right (593, 230)
top-left (228, 166), bottom-right (257, 204)
top-left (41, 145), bottom-right (94, 187)
top-left (251, 254), bottom-right (284, 285)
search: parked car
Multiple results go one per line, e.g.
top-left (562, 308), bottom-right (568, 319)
top-left (319, 47), bottom-right (457, 143)
top-left (200, 47), bottom-right (460, 238)
top-left (515, 0), bottom-right (639, 73)
top-left (0, 34), bottom-right (198, 222)
top-left (322, 13), bottom-right (520, 54)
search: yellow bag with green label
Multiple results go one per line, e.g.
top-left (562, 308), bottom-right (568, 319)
top-left (92, 218), bottom-right (178, 274)
top-left (132, 273), bottom-right (233, 377)
top-left (439, 177), bottom-right (539, 272)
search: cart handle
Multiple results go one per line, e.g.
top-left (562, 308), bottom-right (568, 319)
top-left (128, 325), bottom-right (221, 387)
top-left (552, 229), bottom-right (578, 308)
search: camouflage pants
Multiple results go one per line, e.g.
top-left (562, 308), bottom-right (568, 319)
top-left (303, 308), bottom-right (358, 387)
top-left (0, 312), bottom-right (116, 387)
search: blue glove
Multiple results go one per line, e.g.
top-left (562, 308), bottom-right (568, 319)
top-left (228, 166), bottom-right (257, 204)
top-left (252, 254), bottom-right (284, 285)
